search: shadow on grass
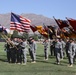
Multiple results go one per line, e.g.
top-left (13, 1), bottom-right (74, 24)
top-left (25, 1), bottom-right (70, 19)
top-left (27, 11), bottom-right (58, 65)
top-left (0, 58), bottom-right (7, 62)
top-left (36, 55), bottom-right (44, 57)
top-left (0, 54), bottom-right (7, 62)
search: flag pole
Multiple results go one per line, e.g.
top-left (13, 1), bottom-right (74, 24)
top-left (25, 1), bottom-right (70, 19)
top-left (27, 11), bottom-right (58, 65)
top-left (1, 32), bottom-right (18, 50)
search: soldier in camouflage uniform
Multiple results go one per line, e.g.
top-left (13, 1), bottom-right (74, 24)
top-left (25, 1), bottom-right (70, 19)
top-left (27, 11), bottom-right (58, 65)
top-left (67, 38), bottom-right (75, 67)
top-left (43, 39), bottom-right (49, 60)
top-left (30, 38), bottom-right (37, 63)
top-left (21, 38), bottom-right (28, 65)
top-left (54, 38), bottom-right (62, 64)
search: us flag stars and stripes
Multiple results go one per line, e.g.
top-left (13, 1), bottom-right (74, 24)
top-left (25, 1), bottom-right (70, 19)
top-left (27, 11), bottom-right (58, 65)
top-left (10, 12), bottom-right (31, 32)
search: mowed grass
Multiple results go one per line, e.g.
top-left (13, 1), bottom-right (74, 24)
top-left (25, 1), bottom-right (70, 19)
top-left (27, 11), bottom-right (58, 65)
top-left (0, 42), bottom-right (76, 75)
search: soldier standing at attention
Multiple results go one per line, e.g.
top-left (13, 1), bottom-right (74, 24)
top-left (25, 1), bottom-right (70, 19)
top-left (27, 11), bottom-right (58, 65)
top-left (16, 38), bottom-right (23, 64)
top-left (59, 38), bottom-right (66, 60)
top-left (73, 40), bottom-right (76, 63)
top-left (54, 38), bottom-right (62, 65)
top-left (50, 39), bottom-right (56, 56)
top-left (4, 38), bottom-right (11, 63)
top-left (21, 38), bottom-right (28, 65)
top-left (65, 39), bottom-right (70, 57)
top-left (28, 37), bottom-right (33, 60)
top-left (43, 39), bottom-right (49, 60)
top-left (30, 38), bottom-right (37, 63)
top-left (67, 38), bottom-right (75, 67)
top-left (8, 38), bottom-right (17, 63)
top-left (12, 38), bottom-right (19, 63)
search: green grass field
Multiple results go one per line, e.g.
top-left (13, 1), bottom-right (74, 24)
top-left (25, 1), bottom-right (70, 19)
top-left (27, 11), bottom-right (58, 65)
top-left (0, 42), bottom-right (76, 75)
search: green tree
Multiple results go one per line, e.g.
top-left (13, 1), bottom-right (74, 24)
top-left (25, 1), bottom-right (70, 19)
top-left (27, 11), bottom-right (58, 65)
top-left (11, 30), bottom-right (18, 38)
top-left (31, 34), bottom-right (38, 41)
top-left (22, 32), bottom-right (29, 39)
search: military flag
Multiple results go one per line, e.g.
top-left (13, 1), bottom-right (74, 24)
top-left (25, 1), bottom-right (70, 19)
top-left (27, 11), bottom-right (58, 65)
top-left (30, 25), bottom-right (37, 32)
top-left (36, 26), bottom-right (48, 38)
top-left (53, 16), bottom-right (69, 29)
top-left (66, 17), bottom-right (76, 31)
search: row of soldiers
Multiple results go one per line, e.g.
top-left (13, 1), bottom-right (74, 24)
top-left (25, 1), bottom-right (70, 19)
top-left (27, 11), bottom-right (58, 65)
top-left (4, 36), bottom-right (76, 67)
top-left (43, 38), bottom-right (76, 67)
top-left (4, 37), bottom-right (37, 65)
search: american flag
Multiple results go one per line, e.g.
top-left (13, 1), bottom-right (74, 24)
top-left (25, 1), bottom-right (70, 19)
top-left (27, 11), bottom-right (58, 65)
top-left (10, 12), bottom-right (31, 32)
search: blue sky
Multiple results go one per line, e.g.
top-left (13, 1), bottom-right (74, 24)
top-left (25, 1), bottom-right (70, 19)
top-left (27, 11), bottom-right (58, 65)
top-left (0, 0), bottom-right (76, 19)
